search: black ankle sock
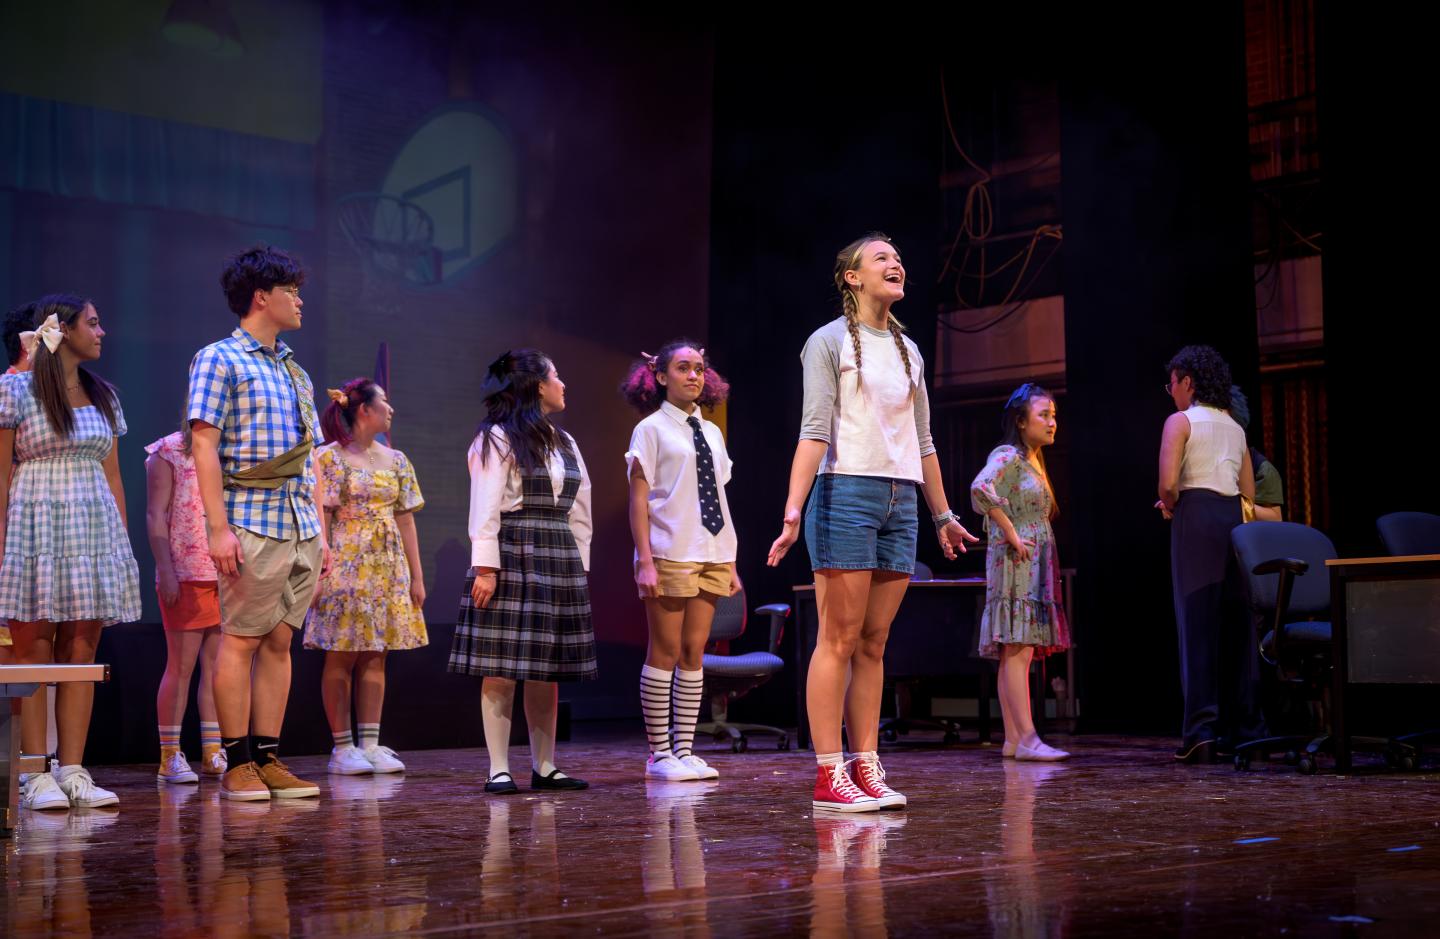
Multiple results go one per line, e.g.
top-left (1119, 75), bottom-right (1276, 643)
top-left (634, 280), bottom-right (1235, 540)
top-left (222, 737), bottom-right (250, 768)
top-left (251, 735), bottom-right (280, 767)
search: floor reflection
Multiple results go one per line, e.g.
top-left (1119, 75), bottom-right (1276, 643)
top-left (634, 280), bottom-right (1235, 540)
top-left (641, 780), bottom-right (715, 938)
top-left (809, 812), bottom-right (906, 938)
top-left (7, 805), bottom-right (117, 938)
top-left (985, 761), bottom-right (1072, 939)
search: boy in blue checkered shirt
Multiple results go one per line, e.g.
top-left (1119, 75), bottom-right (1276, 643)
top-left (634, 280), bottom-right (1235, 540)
top-left (186, 245), bottom-right (330, 802)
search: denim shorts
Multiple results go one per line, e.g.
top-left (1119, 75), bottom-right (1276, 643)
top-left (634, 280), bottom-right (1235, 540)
top-left (803, 473), bottom-right (918, 574)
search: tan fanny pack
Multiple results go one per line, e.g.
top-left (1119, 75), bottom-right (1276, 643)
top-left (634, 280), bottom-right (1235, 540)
top-left (224, 434), bottom-right (314, 491)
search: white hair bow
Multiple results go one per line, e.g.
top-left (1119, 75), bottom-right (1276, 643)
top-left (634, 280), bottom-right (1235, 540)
top-left (19, 314), bottom-right (63, 357)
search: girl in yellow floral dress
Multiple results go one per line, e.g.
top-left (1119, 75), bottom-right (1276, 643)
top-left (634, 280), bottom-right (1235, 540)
top-left (305, 378), bottom-right (427, 775)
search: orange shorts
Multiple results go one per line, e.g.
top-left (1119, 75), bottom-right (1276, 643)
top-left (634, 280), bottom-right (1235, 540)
top-left (159, 581), bottom-right (222, 631)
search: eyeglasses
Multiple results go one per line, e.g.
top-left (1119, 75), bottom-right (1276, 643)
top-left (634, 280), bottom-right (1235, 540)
top-left (278, 286), bottom-right (301, 299)
top-left (1165, 377), bottom-right (1188, 395)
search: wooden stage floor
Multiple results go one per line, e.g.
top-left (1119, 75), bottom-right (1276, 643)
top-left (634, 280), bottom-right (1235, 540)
top-left (4, 734), bottom-right (1438, 937)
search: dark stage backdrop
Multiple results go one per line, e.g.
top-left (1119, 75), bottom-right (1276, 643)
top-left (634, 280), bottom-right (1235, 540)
top-left (1, 2), bottom-right (713, 761)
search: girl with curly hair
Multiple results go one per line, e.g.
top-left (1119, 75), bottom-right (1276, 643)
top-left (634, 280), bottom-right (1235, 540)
top-left (620, 341), bottom-right (737, 782)
top-left (1156, 344), bottom-right (1259, 764)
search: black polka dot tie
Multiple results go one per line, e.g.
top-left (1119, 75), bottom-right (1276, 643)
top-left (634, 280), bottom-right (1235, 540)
top-left (688, 415), bottom-right (726, 536)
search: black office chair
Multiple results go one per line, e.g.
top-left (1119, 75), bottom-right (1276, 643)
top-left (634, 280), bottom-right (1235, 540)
top-left (1377, 512), bottom-right (1440, 557)
top-left (912, 561), bottom-right (933, 581)
top-left (1231, 522), bottom-right (1406, 774)
top-left (696, 590), bottom-right (790, 752)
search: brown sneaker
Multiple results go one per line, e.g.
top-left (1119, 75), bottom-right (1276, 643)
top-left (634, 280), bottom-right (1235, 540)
top-left (220, 761), bottom-right (272, 802)
top-left (256, 759), bottom-right (320, 799)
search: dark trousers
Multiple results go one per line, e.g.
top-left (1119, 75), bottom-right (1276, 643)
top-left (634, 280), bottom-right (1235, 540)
top-left (1170, 489), bottom-right (1266, 745)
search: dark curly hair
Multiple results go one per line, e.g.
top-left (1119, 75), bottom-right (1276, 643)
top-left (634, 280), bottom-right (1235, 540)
top-left (619, 339), bottom-right (730, 414)
top-left (3, 300), bottom-right (38, 367)
top-left (220, 244), bottom-right (306, 317)
top-left (1165, 345), bottom-right (1232, 409)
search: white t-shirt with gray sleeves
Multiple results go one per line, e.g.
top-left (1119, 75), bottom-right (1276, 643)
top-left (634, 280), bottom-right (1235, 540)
top-left (625, 399), bottom-right (738, 564)
top-left (799, 317), bottom-right (935, 484)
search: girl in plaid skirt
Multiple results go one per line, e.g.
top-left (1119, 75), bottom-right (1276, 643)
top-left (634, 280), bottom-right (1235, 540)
top-left (447, 349), bottom-right (596, 794)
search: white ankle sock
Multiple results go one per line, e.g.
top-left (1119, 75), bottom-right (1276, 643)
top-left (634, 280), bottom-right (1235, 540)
top-left (816, 751), bottom-right (843, 767)
top-left (357, 723), bottom-right (380, 749)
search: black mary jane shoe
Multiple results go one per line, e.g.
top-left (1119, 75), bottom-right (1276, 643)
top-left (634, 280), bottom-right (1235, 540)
top-left (485, 772), bottom-right (520, 795)
top-left (531, 768), bottom-right (588, 791)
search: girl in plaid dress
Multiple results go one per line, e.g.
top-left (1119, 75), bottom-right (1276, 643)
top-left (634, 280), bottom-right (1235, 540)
top-left (0, 295), bottom-right (141, 811)
top-left (447, 349), bottom-right (596, 794)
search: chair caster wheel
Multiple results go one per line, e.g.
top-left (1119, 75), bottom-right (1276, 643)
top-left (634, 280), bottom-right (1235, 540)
top-left (1233, 754), bottom-right (1251, 771)
top-left (1386, 746), bottom-right (1417, 771)
top-left (1296, 756), bottom-right (1318, 775)
top-left (1283, 750), bottom-right (1299, 766)
top-left (882, 729), bottom-right (898, 743)
top-left (777, 736), bottom-right (790, 751)
top-left (943, 732), bottom-right (960, 745)
top-left (731, 737), bottom-right (748, 754)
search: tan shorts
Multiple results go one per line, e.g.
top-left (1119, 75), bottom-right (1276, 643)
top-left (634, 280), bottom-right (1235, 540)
top-left (219, 527), bottom-right (321, 637)
top-left (640, 558), bottom-right (732, 599)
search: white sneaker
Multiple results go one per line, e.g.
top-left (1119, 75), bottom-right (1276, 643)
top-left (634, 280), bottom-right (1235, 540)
top-left (646, 753), bottom-right (700, 781)
top-left (327, 744), bottom-right (375, 775)
top-left (157, 750), bottom-right (199, 784)
top-left (55, 765), bottom-right (119, 808)
top-left (20, 772), bottom-right (70, 811)
top-left (1016, 740), bottom-right (1070, 762)
top-left (362, 745), bottom-right (406, 774)
top-left (200, 746), bottom-right (228, 777)
top-left (678, 754), bottom-right (719, 780)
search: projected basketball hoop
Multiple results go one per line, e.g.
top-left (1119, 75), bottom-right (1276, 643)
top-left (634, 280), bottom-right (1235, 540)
top-left (339, 106), bottom-right (517, 287)
top-left (337, 193), bottom-right (443, 285)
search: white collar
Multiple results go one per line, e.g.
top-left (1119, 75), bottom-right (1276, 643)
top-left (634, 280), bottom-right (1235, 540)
top-left (659, 399), bottom-right (701, 426)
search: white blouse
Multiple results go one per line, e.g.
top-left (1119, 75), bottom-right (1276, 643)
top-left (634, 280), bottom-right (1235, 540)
top-left (625, 400), bottom-right (737, 564)
top-left (1178, 404), bottom-right (1245, 496)
top-left (467, 427), bottom-right (593, 571)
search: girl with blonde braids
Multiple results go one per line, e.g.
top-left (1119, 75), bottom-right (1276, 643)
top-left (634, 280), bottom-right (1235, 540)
top-left (768, 232), bottom-right (978, 812)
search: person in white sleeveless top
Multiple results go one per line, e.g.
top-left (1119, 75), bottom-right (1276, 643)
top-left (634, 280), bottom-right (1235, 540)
top-left (768, 232), bottom-right (978, 813)
top-left (1155, 345), bottom-right (1259, 764)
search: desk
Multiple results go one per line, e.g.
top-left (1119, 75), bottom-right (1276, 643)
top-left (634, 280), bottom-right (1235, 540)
top-left (1, 663), bottom-right (110, 836)
top-left (1326, 555), bottom-right (1440, 771)
top-left (792, 572), bottom-right (1076, 749)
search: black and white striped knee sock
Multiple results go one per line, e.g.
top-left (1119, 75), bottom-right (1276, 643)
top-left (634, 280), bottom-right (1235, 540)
top-left (672, 667), bottom-right (705, 759)
top-left (640, 664), bottom-right (674, 756)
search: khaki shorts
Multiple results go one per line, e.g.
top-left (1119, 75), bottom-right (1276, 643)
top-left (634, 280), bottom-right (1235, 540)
top-left (640, 558), bottom-right (732, 599)
top-left (219, 527), bottom-right (321, 637)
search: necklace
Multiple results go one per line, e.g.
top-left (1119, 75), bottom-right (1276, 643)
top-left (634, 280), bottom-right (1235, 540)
top-left (349, 441), bottom-right (380, 469)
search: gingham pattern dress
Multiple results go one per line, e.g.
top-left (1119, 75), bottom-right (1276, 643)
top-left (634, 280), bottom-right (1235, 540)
top-left (0, 372), bottom-right (142, 625)
top-left (447, 444), bottom-right (598, 682)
